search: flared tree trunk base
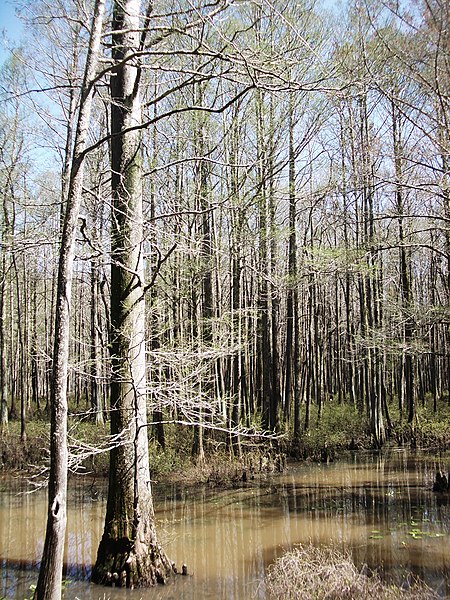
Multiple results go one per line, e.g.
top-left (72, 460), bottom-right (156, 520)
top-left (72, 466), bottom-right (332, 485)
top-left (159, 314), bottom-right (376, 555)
top-left (92, 534), bottom-right (175, 588)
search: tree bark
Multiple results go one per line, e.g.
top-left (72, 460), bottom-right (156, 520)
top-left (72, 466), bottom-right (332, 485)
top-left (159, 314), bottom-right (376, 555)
top-left (285, 101), bottom-right (298, 428)
top-left (392, 100), bottom-right (415, 424)
top-left (92, 0), bottom-right (174, 587)
top-left (34, 2), bottom-right (106, 598)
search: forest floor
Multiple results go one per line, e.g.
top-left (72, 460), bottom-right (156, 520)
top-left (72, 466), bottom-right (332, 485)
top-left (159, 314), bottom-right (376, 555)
top-left (0, 398), bottom-right (449, 482)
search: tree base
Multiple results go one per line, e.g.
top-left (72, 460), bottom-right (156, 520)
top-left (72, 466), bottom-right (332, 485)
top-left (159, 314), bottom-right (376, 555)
top-left (92, 534), bottom-right (175, 588)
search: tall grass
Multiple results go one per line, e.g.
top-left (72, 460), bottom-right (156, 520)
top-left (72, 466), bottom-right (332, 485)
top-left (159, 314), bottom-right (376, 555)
top-left (265, 545), bottom-right (440, 600)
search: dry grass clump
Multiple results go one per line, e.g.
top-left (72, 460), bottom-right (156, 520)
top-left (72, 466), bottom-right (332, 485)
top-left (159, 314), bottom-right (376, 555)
top-left (265, 545), bottom-right (439, 600)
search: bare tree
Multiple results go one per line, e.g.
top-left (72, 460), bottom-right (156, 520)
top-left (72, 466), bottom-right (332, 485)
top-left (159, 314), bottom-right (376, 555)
top-left (34, 1), bottom-right (106, 597)
top-left (92, 0), bottom-right (174, 587)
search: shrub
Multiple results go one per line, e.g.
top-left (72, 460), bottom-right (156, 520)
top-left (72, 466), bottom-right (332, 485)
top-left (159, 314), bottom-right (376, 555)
top-left (0, 421), bottom-right (50, 471)
top-left (293, 401), bottom-right (370, 460)
top-left (390, 398), bottom-right (450, 449)
top-left (265, 545), bottom-right (439, 600)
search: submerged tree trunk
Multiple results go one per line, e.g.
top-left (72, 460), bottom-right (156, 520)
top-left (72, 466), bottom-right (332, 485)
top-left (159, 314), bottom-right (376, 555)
top-left (92, 0), bottom-right (174, 588)
top-left (34, 2), bottom-right (106, 599)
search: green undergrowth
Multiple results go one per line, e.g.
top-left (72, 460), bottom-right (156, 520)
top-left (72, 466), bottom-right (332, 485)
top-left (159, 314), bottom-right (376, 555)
top-left (146, 423), bottom-right (284, 486)
top-left (391, 398), bottom-right (450, 450)
top-left (291, 401), bottom-right (371, 460)
top-left (0, 420), bottom-right (50, 471)
top-left (0, 397), bottom-right (448, 478)
top-left (291, 397), bottom-right (450, 461)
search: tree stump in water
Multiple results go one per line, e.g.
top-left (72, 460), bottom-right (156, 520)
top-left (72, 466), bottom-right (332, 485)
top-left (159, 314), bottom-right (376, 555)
top-left (432, 471), bottom-right (450, 493)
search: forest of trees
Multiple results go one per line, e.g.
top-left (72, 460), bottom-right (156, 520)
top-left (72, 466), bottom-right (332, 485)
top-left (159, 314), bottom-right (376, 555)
top-left (0, 0), bottom-right (449, 595)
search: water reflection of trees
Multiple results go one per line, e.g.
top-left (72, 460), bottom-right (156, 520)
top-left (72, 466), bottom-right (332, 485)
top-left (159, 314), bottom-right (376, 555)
top-left (276, 452), bottom-right (449, 595)
top-left (0, 452), bottom-right (448, 598)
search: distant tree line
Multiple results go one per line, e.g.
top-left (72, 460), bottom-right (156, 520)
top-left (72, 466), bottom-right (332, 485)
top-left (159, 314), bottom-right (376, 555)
top-left (1, 0), bottom-right (448, 447)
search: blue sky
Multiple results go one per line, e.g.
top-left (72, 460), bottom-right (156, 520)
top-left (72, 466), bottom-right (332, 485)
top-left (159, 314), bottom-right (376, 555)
top-left (0, 0), bottom-right (23, 66)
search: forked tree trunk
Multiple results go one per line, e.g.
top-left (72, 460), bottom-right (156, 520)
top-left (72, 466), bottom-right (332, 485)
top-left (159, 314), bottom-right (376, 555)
top-left (92, 0), bottom-right (174, 588)
top-left (33, 2), bottom-right (106, 599)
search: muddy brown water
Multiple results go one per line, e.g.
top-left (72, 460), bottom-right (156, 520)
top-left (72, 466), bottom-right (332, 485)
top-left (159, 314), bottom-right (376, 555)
top-left (1, 449), bottom-right (449, 599)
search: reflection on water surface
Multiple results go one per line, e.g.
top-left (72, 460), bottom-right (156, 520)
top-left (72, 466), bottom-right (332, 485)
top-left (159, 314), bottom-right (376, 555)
top-left (1, 449), bottom-right (449, 599)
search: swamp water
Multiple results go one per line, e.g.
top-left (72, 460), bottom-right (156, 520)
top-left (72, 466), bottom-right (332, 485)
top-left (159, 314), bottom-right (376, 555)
top-left (0, 449), bottom-right (449, 599)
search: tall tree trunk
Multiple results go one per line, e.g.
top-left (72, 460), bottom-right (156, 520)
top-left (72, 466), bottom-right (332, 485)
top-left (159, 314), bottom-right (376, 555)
top-left (284, 102), bottom-right (297, 424)
top-left (255, 88), bottom-right (272, 431)
top-left (34, 2), bottom-right (106, 598)
top-left (392, 100), bottom-right (415, 424)
top-left (437, 117), bottom-right (450, 404)
top-left (192, 86), bottom-right (212, 460)
top-left (90, 257), bottom-right (104, 424)
top-left (358, 89), bottom-right (384, 446)
top-left (92, 0), bottom-right (174, 587)
top-left (12, 253), bottom-right (26, 441)
top-left (268, 97), bottom-right (280, 434)
top-left (31, 276), bottom-right (40, 411)
top-left (0, 194), bottom-right (11, 428)
top-left (148, 82), bottom-right (165, 450)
